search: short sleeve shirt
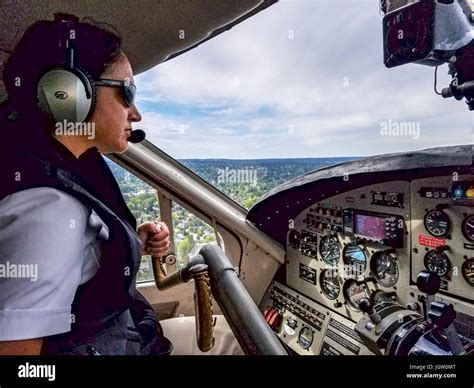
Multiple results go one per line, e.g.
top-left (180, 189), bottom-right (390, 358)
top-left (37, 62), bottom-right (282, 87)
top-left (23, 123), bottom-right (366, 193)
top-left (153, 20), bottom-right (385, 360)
top-left (0, 187), bottom-right (109, 340)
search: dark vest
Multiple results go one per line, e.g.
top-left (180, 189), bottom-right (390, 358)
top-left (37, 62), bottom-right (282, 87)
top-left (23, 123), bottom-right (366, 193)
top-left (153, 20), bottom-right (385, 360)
top-left (1, 135), bottom-right (172, 355)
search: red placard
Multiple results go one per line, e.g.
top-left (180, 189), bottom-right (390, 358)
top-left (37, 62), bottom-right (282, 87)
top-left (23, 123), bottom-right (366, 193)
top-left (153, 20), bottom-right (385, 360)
top-left (418, 234), bottom-right (445, 248)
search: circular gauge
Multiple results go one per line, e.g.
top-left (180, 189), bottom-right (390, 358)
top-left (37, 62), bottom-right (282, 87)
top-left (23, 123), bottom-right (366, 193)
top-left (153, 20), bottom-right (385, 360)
top-left (461, 258), bottom-right (474, 287)
top-left (343, 244), bottom-right (367, 276)
top-left (424, 210), bottom-right (450, 237)
top-left (288, 230), bottom-right (300, 249)
top-left (320, 269), bottom-right (340, 300)
top-left (424, 250), bottom-right (451, 277)
top-left (343, 279), bottom-right (368, 310)
top-left (298, 326), bottom-right (314, 349)
top-left (462, 215), bottom-right (474, 242)
top-left (370, 251), bottom-right (399, 287)
top-left (319, 235), bottom-right (340, 266)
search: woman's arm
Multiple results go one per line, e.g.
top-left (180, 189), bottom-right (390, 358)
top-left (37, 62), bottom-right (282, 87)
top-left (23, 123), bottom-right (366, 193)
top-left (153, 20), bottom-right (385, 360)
top-left (0, 338), bottom-right (43, 355)
top-left (0, 188), bottom-right (90, 349)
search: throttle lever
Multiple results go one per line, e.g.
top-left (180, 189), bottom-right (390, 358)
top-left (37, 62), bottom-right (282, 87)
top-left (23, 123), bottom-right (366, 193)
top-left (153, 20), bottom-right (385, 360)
top-left (189, 263), bottom-right (215, 352)
top-left (151, 255), bottom-right (215, 352)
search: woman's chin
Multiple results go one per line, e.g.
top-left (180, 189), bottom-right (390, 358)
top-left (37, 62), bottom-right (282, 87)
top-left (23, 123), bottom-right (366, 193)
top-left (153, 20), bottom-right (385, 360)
top-left (99, 141), bottom-right (129, 155)
top-left (116, 141), bottom-right (129, 153)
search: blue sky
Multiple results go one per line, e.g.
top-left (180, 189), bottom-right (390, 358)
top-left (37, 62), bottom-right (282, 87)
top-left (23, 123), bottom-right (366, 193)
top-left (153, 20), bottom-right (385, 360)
top-left (134, 0), bottom-right (473, 159)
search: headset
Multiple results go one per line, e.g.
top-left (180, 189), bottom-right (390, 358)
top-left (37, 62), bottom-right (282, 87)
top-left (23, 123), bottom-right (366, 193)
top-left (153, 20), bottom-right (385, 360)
top-left (35, 14), bottom-right (145, 143)
top-left (36, 14), bottom-right (97, 124)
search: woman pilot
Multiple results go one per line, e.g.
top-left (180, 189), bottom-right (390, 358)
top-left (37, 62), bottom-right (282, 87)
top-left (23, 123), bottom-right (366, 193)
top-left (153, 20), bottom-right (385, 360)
top-left (0, 14), bottom-right (172, 355)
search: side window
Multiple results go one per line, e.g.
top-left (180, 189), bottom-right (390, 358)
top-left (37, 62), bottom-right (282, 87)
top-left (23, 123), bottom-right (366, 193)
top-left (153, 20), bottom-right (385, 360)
top-left (108, 159), bottom-right (220, 281)
top-left (172, 203), bottom-right (218, 267)
top-left (108, 160), bottom-right (159, 283)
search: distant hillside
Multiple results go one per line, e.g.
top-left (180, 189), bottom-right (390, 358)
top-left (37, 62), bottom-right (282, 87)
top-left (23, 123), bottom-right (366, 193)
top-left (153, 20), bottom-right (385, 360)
top-left (108, 157), bottom-right (357, 210)
top-left (179, 157), bottom-right (355, 185)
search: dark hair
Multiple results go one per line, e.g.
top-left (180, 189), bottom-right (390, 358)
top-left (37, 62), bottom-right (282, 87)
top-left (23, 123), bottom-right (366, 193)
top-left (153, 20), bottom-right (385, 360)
top-left (1, 14), bottom-right (121, 122)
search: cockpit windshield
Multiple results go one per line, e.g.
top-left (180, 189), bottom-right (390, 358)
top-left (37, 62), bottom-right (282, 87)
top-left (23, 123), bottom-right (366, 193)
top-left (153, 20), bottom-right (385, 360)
top-left (135, 0), bottom-right (471, 209)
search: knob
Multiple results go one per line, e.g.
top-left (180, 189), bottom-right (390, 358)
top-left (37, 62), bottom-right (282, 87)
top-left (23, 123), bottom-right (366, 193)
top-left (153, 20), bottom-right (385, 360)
top-left (263, 306), bottom-right (273, 319)
top-left (428, 301), bottom-right (456, 329)
top-left (428, 301), bottom-right (466, 355)
top-left (359, 297), bottom-right (382, 324)
top-left (435, 245), bottom-right (450, 253)
top-left (359, 298), bottom-right (374, 315)
top-left (417, 270), bottom-right (441, 296)
top-left (269, 311), bottom-right (283, 332)
top-left (264, 307), bottom-right (283, 332)
top-left (333, 301), bottom-right (343, 308)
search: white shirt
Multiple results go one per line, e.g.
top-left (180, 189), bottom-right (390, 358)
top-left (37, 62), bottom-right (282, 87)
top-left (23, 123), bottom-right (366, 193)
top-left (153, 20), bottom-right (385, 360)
top-left (0, 187), bottom-right (109, 340)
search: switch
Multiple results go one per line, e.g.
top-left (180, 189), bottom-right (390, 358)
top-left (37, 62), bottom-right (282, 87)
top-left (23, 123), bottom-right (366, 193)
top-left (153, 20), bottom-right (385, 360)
top-left (268, 310), bottom-right (283, 332)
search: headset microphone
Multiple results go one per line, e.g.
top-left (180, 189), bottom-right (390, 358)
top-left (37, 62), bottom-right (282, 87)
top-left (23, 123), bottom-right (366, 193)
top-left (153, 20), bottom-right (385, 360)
top-left (128, 129), bottom-right (146, 144)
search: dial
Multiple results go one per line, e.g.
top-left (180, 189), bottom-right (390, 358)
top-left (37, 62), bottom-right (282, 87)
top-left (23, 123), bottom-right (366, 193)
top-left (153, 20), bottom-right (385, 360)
top-left (298, 326), bottom-right (314, 349)
top-left (320, 269), bottom-right (340, 300)
top-left (424, 250), bottom-right (451, 277)
top-left (288, 230), bottom-right (300, 249)
top-left (370, 251), bottom-right (399, 287)
top-left (424, 210), bottom-right (450, 237)
top-left (462, 215), bottom-right (474, 242)
top-left (319, 235), bottom-right (340, 266)
top-left (343, 279), bottom-right (368, 310)
top-left (343, 244), bottom-right (367, 276)
top-left (461, 258), bottom-right (474, 287)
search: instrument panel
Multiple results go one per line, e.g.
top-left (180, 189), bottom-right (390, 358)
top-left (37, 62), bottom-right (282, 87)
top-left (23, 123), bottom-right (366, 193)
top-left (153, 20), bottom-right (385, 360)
top-left (411, 177), bottom-right (474, 300)
top-left (260, 173), bottom-right (474, 355)
top-left (286, 181), bottom-right (412, 322)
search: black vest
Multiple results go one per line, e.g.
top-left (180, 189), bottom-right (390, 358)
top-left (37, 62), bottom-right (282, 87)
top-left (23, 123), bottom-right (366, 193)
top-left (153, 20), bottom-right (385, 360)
top-left (1, 135), bottom-right (172, 355)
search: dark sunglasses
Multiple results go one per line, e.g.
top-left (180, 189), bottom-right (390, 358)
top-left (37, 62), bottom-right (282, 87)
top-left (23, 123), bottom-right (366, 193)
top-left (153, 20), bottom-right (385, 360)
top-left (94, 79), bottom-right (136, 107)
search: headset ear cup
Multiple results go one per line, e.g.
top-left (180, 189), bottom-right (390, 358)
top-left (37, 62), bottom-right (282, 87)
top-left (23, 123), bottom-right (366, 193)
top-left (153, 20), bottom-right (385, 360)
top-left (74, 66), bottom-right (97, 121)
top-left (37, 67), bottom-right (95, 123)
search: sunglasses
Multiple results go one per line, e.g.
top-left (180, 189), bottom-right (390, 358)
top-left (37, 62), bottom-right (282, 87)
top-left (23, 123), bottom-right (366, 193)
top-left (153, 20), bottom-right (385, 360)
top-left (94, 79), bottom-right (136, 107)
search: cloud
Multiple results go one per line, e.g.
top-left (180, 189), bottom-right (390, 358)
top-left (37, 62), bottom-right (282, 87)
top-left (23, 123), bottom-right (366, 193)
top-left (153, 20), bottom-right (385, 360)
top-left (134, 0), bottom-right (472, 159)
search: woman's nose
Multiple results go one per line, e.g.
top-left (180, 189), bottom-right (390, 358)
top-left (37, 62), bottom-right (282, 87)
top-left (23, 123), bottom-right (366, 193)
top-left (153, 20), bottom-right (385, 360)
top-left (129, 104), bottom-right (142, 122)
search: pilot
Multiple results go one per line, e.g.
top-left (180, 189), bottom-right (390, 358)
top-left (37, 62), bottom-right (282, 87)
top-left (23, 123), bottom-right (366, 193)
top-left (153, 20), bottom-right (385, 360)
top-left (0, 15), bottom-right (173, 355)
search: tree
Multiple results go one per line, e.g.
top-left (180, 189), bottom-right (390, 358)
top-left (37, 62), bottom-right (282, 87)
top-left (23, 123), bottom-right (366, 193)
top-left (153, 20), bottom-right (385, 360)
top-left (176, 236), bottom-right (194, 265)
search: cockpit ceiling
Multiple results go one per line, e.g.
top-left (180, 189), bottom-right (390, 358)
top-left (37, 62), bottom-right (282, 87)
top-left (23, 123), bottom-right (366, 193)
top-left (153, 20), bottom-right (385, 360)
top-left (0, 0), bottom-right (276, 75)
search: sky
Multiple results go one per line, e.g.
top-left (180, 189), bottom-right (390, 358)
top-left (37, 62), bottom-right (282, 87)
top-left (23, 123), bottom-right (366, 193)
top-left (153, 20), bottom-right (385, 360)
top-left (134, 0), bottom-right (473, 159)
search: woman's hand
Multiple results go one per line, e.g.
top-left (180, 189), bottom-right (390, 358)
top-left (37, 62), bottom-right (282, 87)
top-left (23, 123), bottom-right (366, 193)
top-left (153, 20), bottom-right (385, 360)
top-left (137, 221), bottom-right (170, 257)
